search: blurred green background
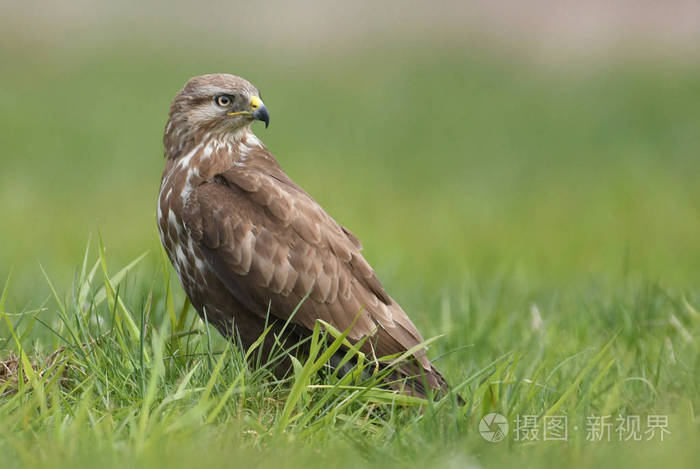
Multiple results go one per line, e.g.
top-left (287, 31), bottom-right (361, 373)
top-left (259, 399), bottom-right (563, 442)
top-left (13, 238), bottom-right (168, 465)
top-left (2, 21), bottom-right (699, 305)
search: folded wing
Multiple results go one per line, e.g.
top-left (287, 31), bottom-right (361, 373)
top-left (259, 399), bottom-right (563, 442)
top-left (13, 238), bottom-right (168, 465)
top-left (182, 145), bottom-right (445, 392)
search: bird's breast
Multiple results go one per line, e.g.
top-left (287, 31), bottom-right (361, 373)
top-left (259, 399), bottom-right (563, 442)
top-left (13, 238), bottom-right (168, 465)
top-left (157, 135), bottom-right (259, 297)
top-left (157, 148), bottom-right (211, 296)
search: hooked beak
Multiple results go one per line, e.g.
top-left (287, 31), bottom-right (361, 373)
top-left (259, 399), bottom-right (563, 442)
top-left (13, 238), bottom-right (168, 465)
top-left (226, 95), bottom-right (270, 128)
top-left (250, 95), bottom-right (270, 128)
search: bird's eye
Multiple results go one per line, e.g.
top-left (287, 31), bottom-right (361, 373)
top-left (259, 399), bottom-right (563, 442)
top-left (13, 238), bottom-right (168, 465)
top-left (215, 95), bottom-right (232, 107)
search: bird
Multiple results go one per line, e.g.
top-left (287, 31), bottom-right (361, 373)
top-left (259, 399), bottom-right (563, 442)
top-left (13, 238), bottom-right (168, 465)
top-left (157, 74), bottom-right (449, 399)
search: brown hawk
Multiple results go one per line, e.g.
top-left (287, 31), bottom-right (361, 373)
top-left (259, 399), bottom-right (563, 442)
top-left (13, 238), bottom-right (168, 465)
top-left (158, 74), bottom-right (449, 398)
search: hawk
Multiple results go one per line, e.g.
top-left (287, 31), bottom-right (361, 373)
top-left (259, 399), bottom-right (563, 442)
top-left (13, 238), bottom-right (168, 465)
top-left (158, 74), bottom-right (449, 398)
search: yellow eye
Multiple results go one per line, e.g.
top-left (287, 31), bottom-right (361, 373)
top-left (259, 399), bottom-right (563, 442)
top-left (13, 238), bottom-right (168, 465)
top-left (215, 95), bottom-right (232, 107)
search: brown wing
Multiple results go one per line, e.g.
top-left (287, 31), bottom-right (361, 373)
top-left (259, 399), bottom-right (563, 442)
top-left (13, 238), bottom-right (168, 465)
top-left (181, 145), bottom-right (444, 389)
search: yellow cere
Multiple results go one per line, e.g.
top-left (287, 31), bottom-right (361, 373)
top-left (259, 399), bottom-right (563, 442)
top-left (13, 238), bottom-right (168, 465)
top-left (250, 95), bottom-right (262, 110)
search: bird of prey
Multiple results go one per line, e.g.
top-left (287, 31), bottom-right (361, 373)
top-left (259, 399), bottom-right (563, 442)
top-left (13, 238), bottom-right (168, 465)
top-left (157, 74), bottom-right (448, 398)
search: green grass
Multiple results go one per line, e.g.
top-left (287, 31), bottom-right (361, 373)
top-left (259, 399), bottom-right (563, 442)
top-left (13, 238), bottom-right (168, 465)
top-left (1, 243), bottom-right (697, 468)
top-left (1, 43), bottom-right (699, 468)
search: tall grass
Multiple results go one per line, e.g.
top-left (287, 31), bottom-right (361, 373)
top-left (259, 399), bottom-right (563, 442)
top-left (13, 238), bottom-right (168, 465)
top-left (1, 239), bottom-right (697, 468)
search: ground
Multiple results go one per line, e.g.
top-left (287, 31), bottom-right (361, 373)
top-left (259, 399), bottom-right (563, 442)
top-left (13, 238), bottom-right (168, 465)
top-left (0, 44), bottom-right (698, 468)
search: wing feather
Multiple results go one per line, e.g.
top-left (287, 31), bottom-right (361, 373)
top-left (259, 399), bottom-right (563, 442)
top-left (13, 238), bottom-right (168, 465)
top-left (182, 145), bottom-right (436, 377)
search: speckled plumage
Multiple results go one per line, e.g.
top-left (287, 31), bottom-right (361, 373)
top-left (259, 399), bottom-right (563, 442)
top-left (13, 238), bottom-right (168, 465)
top-left (158, 74), bottom-right (448, 397)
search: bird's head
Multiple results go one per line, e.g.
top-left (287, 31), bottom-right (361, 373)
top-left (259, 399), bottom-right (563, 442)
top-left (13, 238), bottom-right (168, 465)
top-left (164, 74), bottom-right (269, 157)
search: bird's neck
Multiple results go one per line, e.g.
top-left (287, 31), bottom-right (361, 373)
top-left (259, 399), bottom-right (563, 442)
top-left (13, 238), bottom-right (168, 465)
top-left (200, 127), bottom-right (265, 160)
top-left (164, 124), bottom-right (262, 161)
